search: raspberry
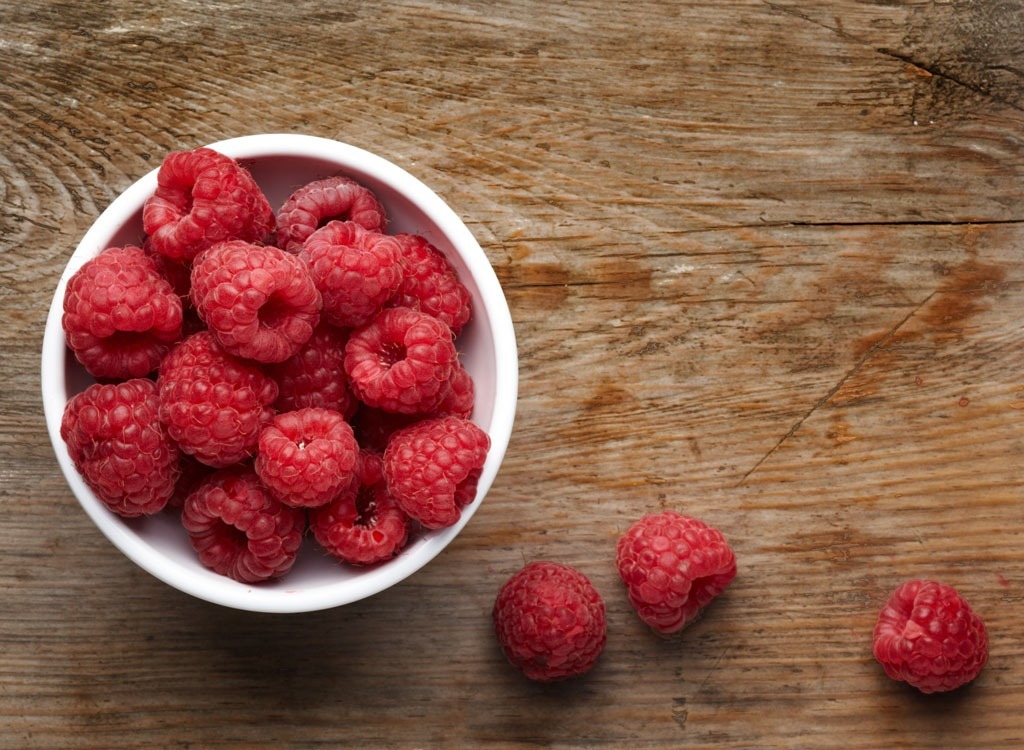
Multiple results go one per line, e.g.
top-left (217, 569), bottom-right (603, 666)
top-left (615, 511), bottom-right (737, 634)
top-left (389, 233), bottom-right (472, 334)
top-left (60, 379), bottom-right (180, 518)
top-left (350, 407), bottom-right (419, 455)
top-left (143, 147), bottom-right (274, 262)
top-left (382, 416), bottom-right (489, 529)
top-left (190, 240), bottom-right (321, 363)
top-left (344, 307), bottom-right (458, 415)
top-left (181, 465), bottom-right (305, 583)
top-left (267, 322), bottom-right (357, 417)
top-left (166, 454), bottom-right (214, 510)
top-left (254, 407), bottom-right (359, 508)
top-left (157, 331), bottom-right (278, 468)
top-left (493, 561), bottom-right (607, 682)
top-left (62, 246), bottom-right (183, 379)
top-left (434, 360), bottom-right (475, 419)
top-left (872, 580), bottom-right (989, 693)
top-left (310, 453), bottom-right (411, 566)
top-left (276, 175), bottom-right (388, 254)
top-left (143, 238), bottom-right (192, 304)
top-left (299, 220), bottom-right (404, 328)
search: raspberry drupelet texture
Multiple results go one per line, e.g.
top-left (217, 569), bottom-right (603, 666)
top-left (383, 416), bottom-right (490, 529)
top-left (181, 465), bottom-right (305, 583)
top-left (166, 454), bottom-right (214, 511)
top-left (190, 240), bottom-right (321, 363)
top-left (300, 220), bottom-right (405, 329)
top-left (433, 360), bottom-right (475, 419)
top-left (267, 322), bottom-right (357, 418)
top-left (872, 579), bottom-right (989, 693)
top-left (493, 561), bottom-right (607, 682)
top-left (143, 147), bottom-right (274, 262)
top-left (344, 306), bottom-right (458, 415)
top-left (255, 407), bottom-right (359, 508)
top-left (60, 378), bottom-right (180, 518)
top-left (62, 245), bottom-right (183, 379)
top-left (276, 175), bottom-right (388, 254)
top-left (310, 452), bottom-right (411, 566)
top-left (616, 510), bottom-right (737, 634)
top-left (389, 233), bottom-right (472, 335)
top-left (157, 331), bottom-right (278, 468)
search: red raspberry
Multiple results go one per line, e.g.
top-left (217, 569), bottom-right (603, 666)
top-left (60, 379), bottom-right (180, 518)
top-left (310, 453), bottom-right (411, 566)
top-left (616, 511), bottom-right (737, 634)
top-left (254, 407), bottom-right (359, 508)
top-left (190, 240), bottom-right (321, 363)
top-left (872, 579), bottom-right (989, 693)
top-left (389, 233), bottom-right (472, 334)
top-left (143, 147), bottom-right (274, 263)
top-left (276, 175), bottom-right (388, 254)
top-left (143, 238), bottom-right (192, 308)
top-left (62, 246), bottom-right (183, 379)
top-left (344, 307), bottom-right (457, 415)
top-left (166, 454), bottom-right (215, 511)
top-left (493, 561), bottom-right (607, 682)
top-left (157, 331), bottom-right (278, 468)
top-left (181, 465), bottom-right (305, 583)
top-left (299, 221), bottom-right (404, 329)
top-left (267, 323), bottom-right (357, 418)
top-left (382, 416), bottom-right (490, 529)
top-left (433, 360), bottom-right (475, 419)
top-left (350, 407), bottom-right (418, 455)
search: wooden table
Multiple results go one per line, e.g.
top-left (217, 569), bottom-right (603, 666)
top-left (3, 1), bottom-right (1022, 747)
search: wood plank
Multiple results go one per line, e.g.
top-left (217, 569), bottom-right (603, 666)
top-left (2, 1), bottom-right (1022, 747)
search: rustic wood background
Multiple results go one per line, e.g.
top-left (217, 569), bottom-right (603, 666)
top-left (2, 1), bottom-right (1023, 747)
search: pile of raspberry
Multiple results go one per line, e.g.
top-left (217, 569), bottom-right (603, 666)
top-left (60, 146), bottom-right (489, 584)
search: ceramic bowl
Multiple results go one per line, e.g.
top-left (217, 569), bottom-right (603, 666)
top-left (41, 133), bottom-right (517, 613)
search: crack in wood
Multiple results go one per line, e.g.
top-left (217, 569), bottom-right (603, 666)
top-left (762, 0), bottom-right (1024, 114)
top-left (737, 291), bottom-right (936, 485)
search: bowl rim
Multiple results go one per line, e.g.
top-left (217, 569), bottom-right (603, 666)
top-left (41, 133), bottom-right (518, 613)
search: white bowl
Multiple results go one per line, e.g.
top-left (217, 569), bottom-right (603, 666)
top-left (41, 134), bottom-right (518, 613)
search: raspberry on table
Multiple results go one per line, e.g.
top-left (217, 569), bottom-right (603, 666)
top-left (872, 579), bottom-right (989, 693)
top-left (60, 378), bottom-right (181, 518)
top-left (267, 322), bottom-right (357, 418)
top-left (389, 233), bottom-right (472, 335)
top-left (143, 147), bottom-right (274, 262)
top-left (62, 245), bottom-right (183, 379)
top-left (190, 240), bottom-right (322, 363)
top-left (157, 331), bottom-right (278, 468)
top-left (276, 175), bottom-right (388, 254)
top-left (344, 306), bottom-right (458, 415)
top-left (255, 407), bottom-right (359, 509)
top-left (382, 416), bottom-right (490, 529)
top-left (616, 510), bottom-right (737, 634)
top-left (309, 453), bottom-right (411, 566)
top-left (181, 465), bottom-right (305, 583)
top-left (493, 561), bottom-right (607, 682)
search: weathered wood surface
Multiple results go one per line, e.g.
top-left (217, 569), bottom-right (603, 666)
top-left (2, 1), bottom-right (1023, 747)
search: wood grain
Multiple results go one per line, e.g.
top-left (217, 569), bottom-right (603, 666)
top-left (2, 1), bottom-right (1023, 747)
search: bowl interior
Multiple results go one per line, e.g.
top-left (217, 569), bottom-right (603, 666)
top-left (41, 134), bottom-right (517, 613)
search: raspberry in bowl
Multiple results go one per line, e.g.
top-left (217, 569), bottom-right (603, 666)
top-left (41, 134), bottom-right (517, 613)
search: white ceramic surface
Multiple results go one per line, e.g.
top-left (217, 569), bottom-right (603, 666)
top-left (41, 134), bottom-right (518, 613)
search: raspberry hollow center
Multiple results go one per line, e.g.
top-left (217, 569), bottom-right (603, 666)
top-left (378, 341), bottom-right (406, 368)
top-left (258, 294), bottom-right (293, 330)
